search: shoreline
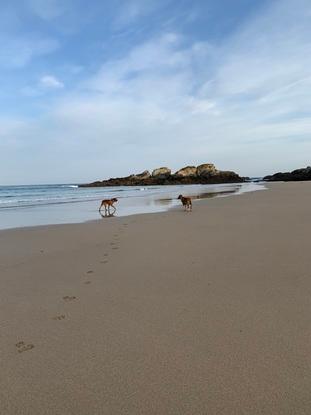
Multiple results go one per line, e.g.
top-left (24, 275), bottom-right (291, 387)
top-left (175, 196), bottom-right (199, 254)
top-left (0, 182), bottom-right (265, 232)
top-left (3, 181), bottom-right (311, 414)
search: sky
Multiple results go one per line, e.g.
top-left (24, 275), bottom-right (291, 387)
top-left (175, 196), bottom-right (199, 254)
top-left (1, 0), bottom-right (311, 184)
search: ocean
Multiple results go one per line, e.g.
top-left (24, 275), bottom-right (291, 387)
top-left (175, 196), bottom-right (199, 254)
top-left (0, 182), bottom-right (265, 230)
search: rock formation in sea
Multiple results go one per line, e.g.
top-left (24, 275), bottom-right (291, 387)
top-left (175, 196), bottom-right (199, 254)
top-left (79, 163), bottom-right (245, 187)
top-left (175, 166), bottom-right (197, 177)
top-left (197, 163), bottom-right (218, 177)
top-left (264, 166), bottom-right (311, 181)
top-left (152, 167), bottom-right (171, 179)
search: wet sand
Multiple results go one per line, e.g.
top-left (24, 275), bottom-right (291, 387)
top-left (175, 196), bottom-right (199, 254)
top-left (1, 181), bottom-right (311, 414)
top-left (0, 182), bottom-right (261, 230)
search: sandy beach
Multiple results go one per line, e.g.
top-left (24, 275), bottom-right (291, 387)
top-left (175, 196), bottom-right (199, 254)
top-left (1, 181), bottom-right (311, 414)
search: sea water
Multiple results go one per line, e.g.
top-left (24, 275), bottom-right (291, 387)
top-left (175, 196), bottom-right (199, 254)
top-left (0, 182), bottom-right (265, 230)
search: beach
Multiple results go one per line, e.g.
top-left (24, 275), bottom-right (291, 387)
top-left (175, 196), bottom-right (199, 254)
top-left (0, 182), bottom-right (261, 230)
top-left (1, 181), bottom-right (311, 414)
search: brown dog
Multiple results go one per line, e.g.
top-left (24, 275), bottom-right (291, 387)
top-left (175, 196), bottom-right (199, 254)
top-left (178, 194), bottom-right (192, 211)
top-left (99, 198), bottom-right (118, 214)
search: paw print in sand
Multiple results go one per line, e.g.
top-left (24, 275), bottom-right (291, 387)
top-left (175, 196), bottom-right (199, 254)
top-left (15, 341), bottom-right (35, 353)
top-left (52, 315), bottom-right (66, 320)
top-left (63, 296), bottom-right (77, 302)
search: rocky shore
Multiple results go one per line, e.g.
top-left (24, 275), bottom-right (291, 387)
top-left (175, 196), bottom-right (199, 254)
top-left (264, 166), bottom-right (311, 182)
top-left (80, 163), bottom-right (245, 187)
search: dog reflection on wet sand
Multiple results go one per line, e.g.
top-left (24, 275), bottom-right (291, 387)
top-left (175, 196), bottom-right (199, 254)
top-left (99, 210), bottom-right (115, 218)
top-left (99, 198), bottom-right (118, 215)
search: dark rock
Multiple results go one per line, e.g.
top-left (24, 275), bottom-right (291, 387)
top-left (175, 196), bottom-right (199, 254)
top-left (129, 170), bottom-right (151, 180)
top-left (79, 163), bottom-right (245, 187)
top-left (264, 166), bottom-right (311, 182)
top-left (152, 167), bottom-right (171, 179)
top-left (197, 163), bottom-right (218, 177)
top-left (136, 170), bottom-right (151, 180)
top-left (175, 166), bottom-right (197, 177)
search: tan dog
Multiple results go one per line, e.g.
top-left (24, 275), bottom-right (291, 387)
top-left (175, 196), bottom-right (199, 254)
top-left (178, 194), bottom-right (192, 211)
top-left (99, 198), bottom-right (118, 214)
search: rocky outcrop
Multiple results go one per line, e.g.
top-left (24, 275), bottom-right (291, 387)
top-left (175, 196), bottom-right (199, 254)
top-left (175, 166), bottom-right (197, 177)
top-left (152, 167), bottom-right (171, 179)
top-left (264, 166), bottom-right (311, 182)
top-left (131, 170), bottom-right (151, 180)
top-left (197, 163), bottom-right (218, 177)
top-left (80, 163), bottom-right (245, 187)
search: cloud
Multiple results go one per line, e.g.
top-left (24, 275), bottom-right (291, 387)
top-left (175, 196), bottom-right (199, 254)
top-left (0, 36), bottom-right (59, 68)
top-left (39, 75), bottom-right (64, 89)
top-left (213, 0), bottom-right (311, 99)
top-left (21, 75), bottom-right (64, 98)
top-left (2, 0), bottom-right (311, 184)
top-left (83, 33), bottom-right (214, 118)
top-left (27, 0), bottom-right (69, 20)
top-left (113, 0), bottom-right (166, 28)
top-left (0, 118), bottom-right (30, 147)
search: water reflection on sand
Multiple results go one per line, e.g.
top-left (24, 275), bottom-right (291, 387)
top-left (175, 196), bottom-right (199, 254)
top-left (155, 188), bottom-right (239, 207)
top-left (0, 182), bottom-right (265, 229)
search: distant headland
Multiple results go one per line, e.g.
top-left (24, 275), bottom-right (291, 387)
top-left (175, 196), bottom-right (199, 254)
top-left (264, 166), bottom-right (311, 182)
top-left (79, 163), bottom-right (246, 187)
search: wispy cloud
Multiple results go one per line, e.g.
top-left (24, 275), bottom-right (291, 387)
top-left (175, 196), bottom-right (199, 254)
top-left (21, 74), bottom-right (64, 96)
top-left (1, 0), bottom-right (311, 184)
top-left (113, 0), bottom-right (165, 28)
top-left (0, 36), bottom-right (59, 68)
top-left (39, 75), bottom-right (64, 89)
top-left (27, 0), bottom-right (70, 20)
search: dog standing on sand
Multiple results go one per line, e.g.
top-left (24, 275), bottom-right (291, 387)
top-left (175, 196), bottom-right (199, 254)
top-left (99, 198), bottom-right (118, 215)
top-left (178, 194), bottom-right (192, 211)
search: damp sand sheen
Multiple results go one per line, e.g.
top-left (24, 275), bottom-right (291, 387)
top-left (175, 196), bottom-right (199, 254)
top-left (1, 182), bottom-right (311, 414)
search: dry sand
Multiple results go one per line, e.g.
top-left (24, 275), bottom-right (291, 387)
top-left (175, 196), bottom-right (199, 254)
top-left (1, 181), bottom-right (311, 414)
